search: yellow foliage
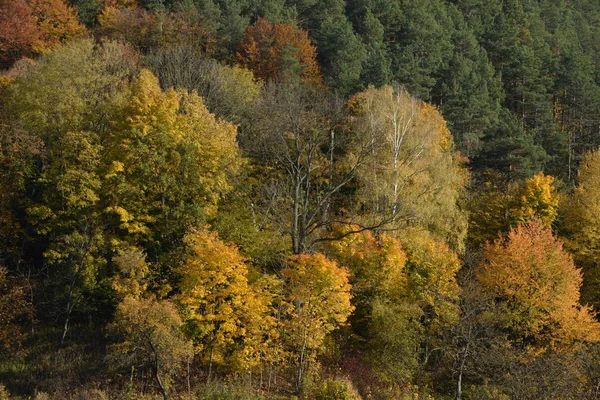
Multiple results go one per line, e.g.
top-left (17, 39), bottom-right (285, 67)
top-left (399, 227), bottom-right (461, 330)
top-left (281, 253), bottom-right (354, 386)
top-left (512, 172), bottom-right (559, 226)
top-left (561, 150), bottom-right (600, 310)
top-left (104, 69), bottom-right (242, 248)
top-left (108, 297), bottom-right (193, 379)
top-left (111, 248), bottom-right (149, 300)
top-left (178, 229), bottom-right (278, 372)
top-left (321, 224), bottom-right (407, 302)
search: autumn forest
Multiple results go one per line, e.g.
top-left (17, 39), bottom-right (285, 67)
top-left (2, 0), bottom-right (600, 399)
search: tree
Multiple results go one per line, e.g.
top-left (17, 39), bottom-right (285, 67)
top-left (349, 85), bottom-right (468, 251)
top-left (468, 171), bottom-right (559, 247)
top-left (235, 17), bottom-right (321, 84)
top-left (97, 6), bottom-right (161, 51)
top-left (320, 224), bottom-right (407, 336)
top-left (472, 109), bottom-right (548, 182)
top-left (281, 253), bottom-right (353, 390)
top-left (245, 80), bottom-right (362, 254)
top-left (561, 150), bottom-right (600, 310)
top-left (178, 229), bottom-right (277, 379)
top-left (6, 39), bottom-right (138, 347)
top-left (511, 172), bottom-right (559, 226)
top-left (29, 0), bottom-right (86, 54)
top-left (111, 248), bottom-right (150, 300)
top-left (308, 12), bottom-right (366, 94)
top-left (477, 220), bottom-right (599, 350)
top-left (103, 68), bottom-right (242, 258)
top-left (147, 45), bottom-right (261, 125)
top-left (0, 0), bottom-right (41, 69)
top-left (437, 20), bottom-right (502, 157)
top-left (386, 0), bottom-right (455, 99)
top-left (108, 297), bottom-right (193, 400)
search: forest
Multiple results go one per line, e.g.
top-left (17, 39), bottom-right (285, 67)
top-left (1, 0), bottom-right (600, 399)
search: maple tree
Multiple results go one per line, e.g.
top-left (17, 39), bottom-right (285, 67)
top-left (0, 0), bottom-right (84, 69)
top-left (235, 17), bottom-right (321, 84)
top-left (477, 220), bottom-right (599, 350)
top-left (178, 229), bottom-right (277, 379)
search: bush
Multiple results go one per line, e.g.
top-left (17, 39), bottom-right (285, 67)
top-left (192, 381), bottom-right (266, 400)
top-left (312, 377), bottom-right (362, 400)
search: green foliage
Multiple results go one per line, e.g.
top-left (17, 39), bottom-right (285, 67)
top-left (561, 149), bottom-right (600, 310)
top-left (5, 0), bottom-right (600, 397)
top-left (192, 381), bottom-right (266, 400)
top-left (368, 299), bottom-right (422, 385)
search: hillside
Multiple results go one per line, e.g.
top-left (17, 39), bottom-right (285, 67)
top-left (1, 0), bottom-right (600, 399)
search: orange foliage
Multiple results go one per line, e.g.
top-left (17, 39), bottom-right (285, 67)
top-left (235, 17), bottom-right (321, 83)
top-left (477, 220), bottom-right (600, 349)
top-left (29, 0), bottom-right (86, 53)
top-left (0, 0), bottom-right (41, 67)
top-left (0, 0), bottom-right (85, 67)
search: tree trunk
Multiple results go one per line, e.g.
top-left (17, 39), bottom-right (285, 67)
top-left (207, 346), bottom-right (215, 383)
top-left (155, 364), bottom-right (168, 400)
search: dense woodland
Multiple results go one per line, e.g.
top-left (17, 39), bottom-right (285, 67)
top-left (2, 0), bottom-right (600, 399)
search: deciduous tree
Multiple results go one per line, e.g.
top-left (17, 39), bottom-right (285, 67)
top-left (349, 85), bottom-right (468, 251)
top-left (235, 17), bottom-right (321, 84)
top-left (29, 0), bottom-right (86, 54)
top-left (281, 253), bottom-right (353, 390)
top-left (108, 297), bottom-right (193, 400)
top-left (561, 149), bottom-right (600, 310)
top-left (178, 229), bottom-right (277, 379)
top-left (0, 0), bottom-right (41, 68)
top-left (477, 220), bottom-right (599, 350)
